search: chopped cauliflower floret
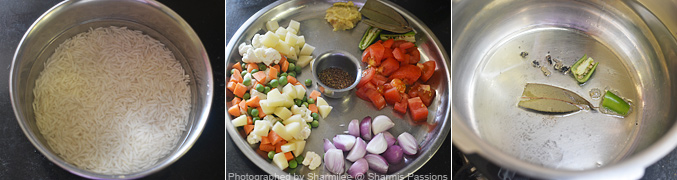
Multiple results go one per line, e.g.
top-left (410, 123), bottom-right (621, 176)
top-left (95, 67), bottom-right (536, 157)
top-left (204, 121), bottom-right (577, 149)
top-left (252, 34), bottom-right (263, 48)
top-left (302, 151), bottom-right (322, 170)
top-left (241, 46), bottom-right (281, 66)
top-left (292, 126), bottom-right (311, 140)
top-left (238, 43), bottom-right (254, 56)
top-left (247, 133), bottom-right (261, 144)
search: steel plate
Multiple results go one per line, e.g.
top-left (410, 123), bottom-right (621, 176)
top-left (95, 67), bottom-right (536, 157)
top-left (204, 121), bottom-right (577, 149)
top-left (226, 0), bottom-right (450, 179)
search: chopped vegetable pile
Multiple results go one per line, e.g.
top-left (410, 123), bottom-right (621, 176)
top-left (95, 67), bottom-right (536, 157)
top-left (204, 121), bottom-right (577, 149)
top-left (228, 19), bottom-right (334, 171)
top-left (356, 29), bottom-right (437, 122)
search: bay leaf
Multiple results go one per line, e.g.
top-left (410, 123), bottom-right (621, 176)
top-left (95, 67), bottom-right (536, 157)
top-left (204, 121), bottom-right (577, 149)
top-left (360, 0), bottom-right (412, 33)
top-left (518, 83), bottom-right (594, 114)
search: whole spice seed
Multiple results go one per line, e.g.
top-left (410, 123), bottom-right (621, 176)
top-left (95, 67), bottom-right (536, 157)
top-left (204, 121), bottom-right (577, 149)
top-left (319, 67), bottom-right (354, 89)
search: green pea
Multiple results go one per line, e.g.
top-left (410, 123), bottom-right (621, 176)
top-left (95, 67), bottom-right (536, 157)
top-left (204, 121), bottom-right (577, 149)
top-left (305, 79), bottom-right (312, 87)
top-left (311, 120), bottom-right (319, 128)
top-left (288, 58), bottom-right (296, 63)
top-left (241, 71), bottom-right (247, 77)
top-left (230, 69), bottom-right (236, 75)
top-left (279, 76), bottom-right (288, 86)
top-left (264, 86), bottom-right (271, 94)
top-left (302, 95), bottom-right (307, 102)
top-left (243, 93), bottom-right (250, 100)
top-left (250, 69), bottom-right (259, 74)
top-left (288, 72), bottom-right (296, 77)
top-left (251, 109), bottom-right (259, 117)
top-left (288, 63), bottom-right (296, 73)
top-left (280, 72), bottom-right (288, 77)
top-left (307, 122), bottom-right (312, 127)
top-left (295, 99), bottom-right (303, 106)
top-left (255, 84), bottom-right (264, 92)
top-left (307, 98), bottom-right (315, 104)
top-left (247, 107), bottom-right (253, 115)
top-left (295, 155), bottom-right (304, 163)
top-left (268, 151), bottom-right (275, 159)
top-left (289, 159), bottom-right (298, 169)
top-left (302, 102), bottom-right (309, 108)
top-left (311, 113), bottom-right (319, 120)
top-left (242, 62), bottom-right (247, 69)
top-left (295, 65), bottom-right (302, 74)
top-left (258, 64), bottom-right (267, 71)
top-left (243, 78), bottom-right (252, 86)
top-left (253, 117), bottom-right (260, 121)
top-left (269, 79), bottom-right (279, 88)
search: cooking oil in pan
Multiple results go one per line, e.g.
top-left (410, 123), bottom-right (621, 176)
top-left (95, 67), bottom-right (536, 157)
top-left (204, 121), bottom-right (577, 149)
top-left (471, 27), bottom-right (641, 170)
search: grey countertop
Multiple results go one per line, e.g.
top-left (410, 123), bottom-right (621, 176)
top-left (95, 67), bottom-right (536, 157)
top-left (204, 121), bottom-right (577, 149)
top-left (225, 0), bottom-right (451, 178)
top-left (0, 0), bottom-right (224, 179)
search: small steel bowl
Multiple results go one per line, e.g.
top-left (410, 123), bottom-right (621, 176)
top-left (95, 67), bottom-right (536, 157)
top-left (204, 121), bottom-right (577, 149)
top-left (311, 50), bottom-right (362, 98)
top-left (9, 0), bottom-right (213, 179)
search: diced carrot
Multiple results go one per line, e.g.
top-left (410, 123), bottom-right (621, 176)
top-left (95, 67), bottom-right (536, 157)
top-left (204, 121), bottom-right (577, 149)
top-left (247, 116), bottom-right (253, 125)
top-left (284, 152), bottom-right (294, 161)
top-left (280, 57), bottom-right (289, 72)
top-left (257, 106), bottom-right (266, 118)
top-left (238, 100), bottom-right (248, 113)
top-left (244, 124), bottom-right (255, 135)
top-left (253, 71), bottom-right (268, 84)
top-left (268, 131), bottom-right (284, 146)
top-left (246, 96), bottom-right (260, 108)
top-left (268, 66), bottom-right (279, 80)
top-left (275, 140), bottom-right (288, 153)
top-left (259, 143), bottom-right (275, 152)
top-left (227, 81), bottom-right (237, 92)
top-left (230, 69), bottom-right (243, 83)
top-left (232, 63), bottom-right (243, 72)
top-left (247, 63), bottom-right (258, 73)
top-left (232, 97), bottom-right (241, 106)
top-left (233, 83), bottom-right (247, 98)
top-left (272, 65), bottom-right (280, 73)
top-left (261, 136), bottom-right (271, 145)
top-left (287, 76), bottom-right (297, 84)
top-left (308, 103), bottom-right (318, 114)
top-left (228, 105), bottom-right (240, 117)
top-left (309, 90), bottom-right (321, 101)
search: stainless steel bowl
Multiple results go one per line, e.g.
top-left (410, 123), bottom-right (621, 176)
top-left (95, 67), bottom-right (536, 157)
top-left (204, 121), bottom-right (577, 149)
top-left (9, 0), bottom-right (213, 179)
top-left (312, 50), bottom-right (362, 98)
top-left (453, 0), bottom-right (677, 179)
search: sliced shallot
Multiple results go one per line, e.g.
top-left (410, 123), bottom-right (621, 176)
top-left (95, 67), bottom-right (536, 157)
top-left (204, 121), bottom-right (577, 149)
top-left (324, 138), bottom-right (336, 152)
top-left (348, 158), bottom-right (369, 178)
top-left (324, 149), bottom-right (345, 174)
top-left (398, 132), bottom-right (417, 155)
top-left (364, 154), bottom-right (388, 174)
top-left (371, 115), bottom-right (394, 135)
top-left (346, 137), bottom-right (367, 162)
top-left (348, 119), bottom-right (360, 137)
top-left (383, 131), bottom-right (396, 148)
top-left (360, 116), bottom-right (373, 140)
top-left (383, 145), bottom-right (403, 164)
top-left (366, 133), bottom-right (387, 154)
top-left (333, 134), bottom-right (356, 151)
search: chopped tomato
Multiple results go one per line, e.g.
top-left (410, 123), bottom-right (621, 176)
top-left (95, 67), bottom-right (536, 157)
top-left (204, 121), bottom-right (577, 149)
top-left (408, 48), bottom-right (421, 64)
top-left (383, 87), bottom-right (401, 105)
top-left (390, 79), bottom-right (406, 93)
top-left (391, 40), bottom-right (408, 49)
top-left (382, 39), bottom-right (395, 48)
top-left (408, 97), bottom-right (428, 122)
top-left (409, 83), bottom-right (436, 107)
top-left (390, 65), bottom-right (421, 85)
top-left (393, 94), bottom-right (408, 114)
top-left (371, 74), bottom-right (388, 87)
top-left (366, 88), bottom-right (386, 110)
top-left (392, 47), bottom-right (405, 62)
top-left (356, 86), bottom-right (370, 101)
top-left (383, 47), bottom-right (394, 59)
top-left (419, 61), bottom-right (436, 82)
top-left (399, 42), bottom-right (416, 50)
top-left (380, 57), bottom-right (399, 76)
top-left (357, 67), bottom-right (376, 88)
top-left (367, 42), bottom-right (385, 66)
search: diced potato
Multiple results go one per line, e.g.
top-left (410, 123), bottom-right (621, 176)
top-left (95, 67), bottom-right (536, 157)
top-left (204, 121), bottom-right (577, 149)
top-left (285, 32), bottom-right (298, 47)
top-left (282, 93), bottom-right (295, 108)
top-left (299, 43), bottom-right (315, 56)
top-left (275, 27), bottom-right (288, 40)
top-left (285, 122), bottom-right (301, 138)
top-left (296, 56), bottom-right (313, 68)
top-left (291, 105), bottom-right (304, 115)
top-left (266, 89), bottom-right (286, 107)
top-left (273, 152), bottom-right (289, 169)
top-left (272, 122), bottom-right (293, 140)
top-left (286, 27), bottom-right (298, 35)
top-left (287, 47), bottom-right (298, 60)
top-left (231, 115), bottom-right (247, 127)
top-left (282, 83), bottom-right (297, 99)
top-left (274, 106), bottom-right (293, 120)
top-left (280, 142), bottom-right (296, 153)
top-left (266, 20), bottom-right (279, 32)
top-left (296, 35), bottom-right (305, 48)
top-left (259, 100), bottom-right (276, 114)
top-left (253, 120), bottom-right (271, 137)
top-left (247, 133), bottom-right (261, 144)
top-left (318, 105), bottom-right (333, 118)
top-left (288, 19), bottom-right (300, 33)
top-left (294, 84), bottom-right (306, 98)
top-left (292, 140), bottom-right (306, 156)
top-left (261, 31), bottom-right (279, 48)
top-left (316, 97), bottom-right (328, 107)
top-left (283, 114), bottom-right (304, 125)
top-left (274, 40), bottom-right (292, 56)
